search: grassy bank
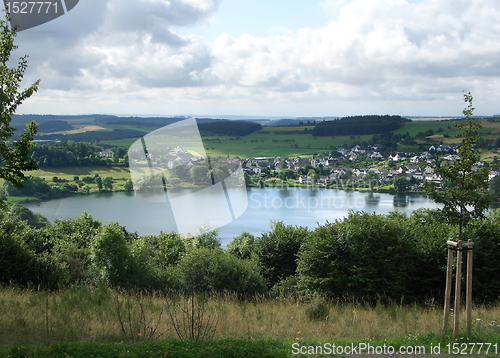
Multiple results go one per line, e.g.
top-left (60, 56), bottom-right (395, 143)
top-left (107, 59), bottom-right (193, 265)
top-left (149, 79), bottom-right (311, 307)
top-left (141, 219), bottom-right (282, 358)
top-left (1, 286), bottom-right (499, 350)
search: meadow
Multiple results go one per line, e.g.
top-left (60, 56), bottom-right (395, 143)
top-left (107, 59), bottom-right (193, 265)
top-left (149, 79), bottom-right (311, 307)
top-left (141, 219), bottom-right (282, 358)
top-left (1, 286), bottom-right (499, 356)
top-left (97, 118), bottom-right (500, 159)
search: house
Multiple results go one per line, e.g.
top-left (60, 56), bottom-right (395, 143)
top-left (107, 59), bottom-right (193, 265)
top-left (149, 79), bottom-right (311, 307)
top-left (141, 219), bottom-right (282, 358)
top-left (319, 175), bottom-right (329, 184)
top-left (413, 172), bottom-right (424, 181)
top-left (410, 155), bottom-right (421, 164)
top-left (299, 176), bottom-right (311, 184)
top-left (99, 150), bottom-right (114, 158)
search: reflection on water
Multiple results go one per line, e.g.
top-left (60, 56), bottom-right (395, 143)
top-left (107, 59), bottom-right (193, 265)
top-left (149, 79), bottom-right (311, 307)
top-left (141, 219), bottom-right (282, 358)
top-left (24, 187), bottom-right (442, 246)
top-left (364, 193), bottom-right (381, 207)
top-left (393, 194), bottom-right (409, 207)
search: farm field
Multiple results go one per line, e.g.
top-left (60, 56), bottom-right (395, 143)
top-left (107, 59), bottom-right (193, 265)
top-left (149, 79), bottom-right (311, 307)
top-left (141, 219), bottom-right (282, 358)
top-left (98, 119), bottom-right (500, 158)
top-left (103, 126), bottom-right (374, 158)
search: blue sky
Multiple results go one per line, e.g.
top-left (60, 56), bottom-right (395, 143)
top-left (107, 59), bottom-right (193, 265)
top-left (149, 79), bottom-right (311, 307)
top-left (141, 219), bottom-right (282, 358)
top-left (176, 0), bottom-right (330, 41)
top-left (8, 0), bottom-right (500, 117)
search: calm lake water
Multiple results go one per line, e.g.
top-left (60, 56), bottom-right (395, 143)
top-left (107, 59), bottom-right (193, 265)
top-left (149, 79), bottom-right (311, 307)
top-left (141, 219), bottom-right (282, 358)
top-left (24, 187), bottom-right (442, 246)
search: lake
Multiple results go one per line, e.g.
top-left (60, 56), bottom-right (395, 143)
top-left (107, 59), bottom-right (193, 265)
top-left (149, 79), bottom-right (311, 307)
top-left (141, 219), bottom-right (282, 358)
top-left (24, 187), bottom-right (442, 246)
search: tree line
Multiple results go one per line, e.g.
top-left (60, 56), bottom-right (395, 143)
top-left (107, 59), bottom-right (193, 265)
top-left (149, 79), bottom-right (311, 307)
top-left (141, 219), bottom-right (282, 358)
top-left (30, 141), bottom-right (126, 168)
top-left (312, 115), bottom-right (409, 136)
top-left (197, 121), bottom-right (262, 137)
top-left (1, 204), bottom-right (499, 303)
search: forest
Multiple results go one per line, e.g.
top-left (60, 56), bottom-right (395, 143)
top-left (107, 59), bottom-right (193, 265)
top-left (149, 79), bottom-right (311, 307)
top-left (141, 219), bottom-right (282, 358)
top-left (29, 141), bottom-right (121, 168)
top-left (312, 115), bottom-right (409, 136)
top-left (197, 121), bottom-right (262, 136)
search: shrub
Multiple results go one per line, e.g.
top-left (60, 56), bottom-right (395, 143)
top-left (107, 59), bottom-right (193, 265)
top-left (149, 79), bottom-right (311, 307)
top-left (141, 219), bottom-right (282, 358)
top-left (91, 223), bottom-right (135, 287)
top-left (226, 231), bottom-right (256, 260)
top-left (174, 247), bottom-right (266, 296)
top-left (255, 221), bottom-right (309, 288)
top-left (304, 294), bottom-right (330, 321)
top-left (298, 211), bottom-right (422, 302)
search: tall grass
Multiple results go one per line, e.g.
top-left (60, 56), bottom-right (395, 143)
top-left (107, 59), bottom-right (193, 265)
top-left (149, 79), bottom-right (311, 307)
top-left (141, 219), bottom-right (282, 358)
top-left (1, 286), bottom-right (499, 348)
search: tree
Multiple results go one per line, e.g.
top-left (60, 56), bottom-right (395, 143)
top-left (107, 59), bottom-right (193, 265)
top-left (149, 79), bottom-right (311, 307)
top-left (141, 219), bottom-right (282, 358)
top-left (393, 176), bottom-right (409, 194)
top-left (190, 164), bottom-right (209, 185)
top-left (124, 179), bottom-right (133, 191)
top-left (255, 221), bottom-right (309, 288)
top-left (102, 176), bottom-right (113, 191)
top-left (0, 15), bottom-right (40, 187)
top-left (489, 175), bottom-right (500, 201)
top-left (363, 171), bottom-right (380, 190)
top-left (425, 93), bottom-right (495, 241)
top-left (95, 175), bottom-right (103, 191)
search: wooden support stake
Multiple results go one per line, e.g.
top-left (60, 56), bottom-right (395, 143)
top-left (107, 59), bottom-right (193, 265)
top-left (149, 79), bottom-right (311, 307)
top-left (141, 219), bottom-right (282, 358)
top-left (453, 240), bottom-right (463, 338)
top-left (443, 244), bottom-right (454, 331)
top-left (466, 240), bottom-right (474, 336)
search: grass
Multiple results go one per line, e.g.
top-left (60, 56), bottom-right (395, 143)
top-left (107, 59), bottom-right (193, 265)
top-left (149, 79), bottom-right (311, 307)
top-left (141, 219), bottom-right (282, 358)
top-left (103, 127), bottom-right (373, 159)
top-left (25, 166), bottom-right (131, 181)
top-left (101, 119), bottom-right (500, 159)
top-left (0, 340), bottom-right (289, 358)
top-left (1, 286), bottom-right (499, 351)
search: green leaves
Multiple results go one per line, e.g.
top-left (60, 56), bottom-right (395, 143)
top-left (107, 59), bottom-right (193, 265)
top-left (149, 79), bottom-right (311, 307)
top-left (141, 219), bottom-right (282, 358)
top-left (0, 15), bottom-right (40, 187)
top-left (425, 92), bottom-right (495, 238)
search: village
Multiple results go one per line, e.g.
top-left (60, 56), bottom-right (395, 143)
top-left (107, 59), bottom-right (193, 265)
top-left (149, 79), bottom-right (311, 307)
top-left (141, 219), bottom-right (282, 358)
top-left (241, 143), bottom-right (500, 192)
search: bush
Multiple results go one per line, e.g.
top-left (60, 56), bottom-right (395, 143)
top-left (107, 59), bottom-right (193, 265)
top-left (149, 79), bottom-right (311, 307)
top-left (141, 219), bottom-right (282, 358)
top-left (298, 211), bottom-right (423, 302)
top-left (174, 247), bottom-right (266, 296)
top-left (462, 209), bottom-right (500, 302)
top-left (226, 231), bottom-right (256, 260)
top-left (0, 205), bottom-right (65, 289)
top-left (255, 221), bottom-right (309, 288)
top-left (304, 294), bottom-right (330, 321)
top-left (91, 223), bottom-right (135, 287)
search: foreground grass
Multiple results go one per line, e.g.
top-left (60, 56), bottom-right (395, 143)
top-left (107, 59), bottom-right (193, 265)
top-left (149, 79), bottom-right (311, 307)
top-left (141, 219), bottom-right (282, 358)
top-left (1, 286), bottom-right (499, 353)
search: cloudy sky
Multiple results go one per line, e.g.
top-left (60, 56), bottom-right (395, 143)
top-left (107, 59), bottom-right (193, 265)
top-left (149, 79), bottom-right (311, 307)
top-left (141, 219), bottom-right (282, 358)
top-left (8, 0), bottom-right (500, 117)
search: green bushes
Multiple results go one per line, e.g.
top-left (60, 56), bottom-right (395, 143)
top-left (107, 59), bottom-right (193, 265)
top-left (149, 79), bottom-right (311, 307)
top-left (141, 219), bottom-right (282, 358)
top-left (297, 211), bottom-right (450, 303)
top-left (174, 247), bottom-right (266, 296)
top-left (0, 208), bottom-right (64, 289)
top-left (255, 221), bottom-right (309, 289)
top-left (91, 223), bottom-right (135, 287)
top-left (462, 210), bottom-right (500, 302)
top-left (2, 200), bottom-right (500, 304)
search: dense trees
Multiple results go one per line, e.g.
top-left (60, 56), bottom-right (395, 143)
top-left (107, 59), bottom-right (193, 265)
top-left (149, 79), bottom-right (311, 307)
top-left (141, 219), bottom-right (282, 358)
top-left (31, 141), bottom-right (123, 168)
top-left (1, 202), bottom-right (500, 302)
top-left (298, 211), bottom-right (432, 302)
top-left (197, 121), bottom-right (262, 137)
top-left (36, 120), bottom-right (73, 133)
top-left (312, 115), bottom-right (408, 136)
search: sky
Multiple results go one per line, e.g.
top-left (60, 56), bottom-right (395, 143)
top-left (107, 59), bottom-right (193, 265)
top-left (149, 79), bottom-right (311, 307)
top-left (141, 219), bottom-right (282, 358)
top-left (6, 0), bottom-right (500, 117)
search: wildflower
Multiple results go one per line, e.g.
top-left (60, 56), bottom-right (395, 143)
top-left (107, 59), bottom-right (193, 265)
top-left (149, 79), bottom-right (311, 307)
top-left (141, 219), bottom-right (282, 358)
top-left (138, 333), bottom-right (142, 337)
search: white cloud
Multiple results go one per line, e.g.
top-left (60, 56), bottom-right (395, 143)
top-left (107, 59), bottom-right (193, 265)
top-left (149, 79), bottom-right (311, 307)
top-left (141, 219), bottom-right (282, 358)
top-left (15, 0), bottom-right (500, 116)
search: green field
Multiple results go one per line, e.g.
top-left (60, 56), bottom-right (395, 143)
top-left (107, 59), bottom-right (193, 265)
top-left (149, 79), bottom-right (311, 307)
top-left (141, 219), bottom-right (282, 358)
top-left (102, 126), bottom-right (373, 158)
top-left (34, 117), bottom-right (500, 159)
top-left (25, 167), bottom-right (131, 181)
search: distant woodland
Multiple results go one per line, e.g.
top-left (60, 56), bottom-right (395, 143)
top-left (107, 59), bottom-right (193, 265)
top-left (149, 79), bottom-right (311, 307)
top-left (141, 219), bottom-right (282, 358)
top-left (197, 121), bottom-right (262, 136)
top-left (36, 120), bottom-right (73, 133)
top-left (312, 115), bottom-right (409, 136)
